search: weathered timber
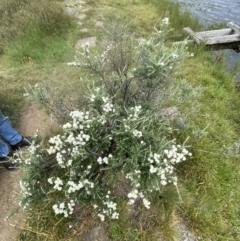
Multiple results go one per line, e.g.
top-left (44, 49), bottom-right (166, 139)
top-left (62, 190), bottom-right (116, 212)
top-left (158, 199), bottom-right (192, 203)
top-left (205, 34), bottom-right (240, 45)
top-left (182, 22), bottom-right (240, 46)
top-left (197, 28), bottom-right (233, 38)
top-left (227, 22), bottom-right (240, 35)
top-left (183, 27), bottom-right (204, 44)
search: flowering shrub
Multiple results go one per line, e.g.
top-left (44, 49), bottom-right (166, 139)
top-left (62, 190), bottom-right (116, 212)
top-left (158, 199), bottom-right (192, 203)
top-left (26, 18), bottom-right (193, 121)
top-left (17, 87), bottom-right (191, 222)
top-left (16, 18), bottom-right (196, 223)
top-left (76, 17), bottom-right (192, 110)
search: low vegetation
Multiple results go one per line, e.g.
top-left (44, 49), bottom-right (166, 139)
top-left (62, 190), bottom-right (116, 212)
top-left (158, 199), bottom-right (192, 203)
top-left (1, 0), bottom-right (240, 241)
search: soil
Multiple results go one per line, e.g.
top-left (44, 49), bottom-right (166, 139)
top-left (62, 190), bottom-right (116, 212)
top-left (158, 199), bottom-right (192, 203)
top-left (0, 104), bottom-right (56, 241)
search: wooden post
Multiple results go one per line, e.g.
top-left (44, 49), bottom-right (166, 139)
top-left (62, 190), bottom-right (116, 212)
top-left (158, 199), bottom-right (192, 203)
top-left (183, 27), bottom-right (204, 44)
top-left (227, 22), bottom-right (240, 35)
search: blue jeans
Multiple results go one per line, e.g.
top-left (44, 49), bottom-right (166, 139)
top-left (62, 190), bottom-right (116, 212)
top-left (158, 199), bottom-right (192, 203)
top-left (0, 110), bottom-right (22, 157)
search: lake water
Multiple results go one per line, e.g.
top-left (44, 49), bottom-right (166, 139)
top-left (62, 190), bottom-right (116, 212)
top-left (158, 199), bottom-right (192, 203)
top-left (172, 0), bottom-right (240, 79)
top-left (173, 0), bottom-right (240, 25)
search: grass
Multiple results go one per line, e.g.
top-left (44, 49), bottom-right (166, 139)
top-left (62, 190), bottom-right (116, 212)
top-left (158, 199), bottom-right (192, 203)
top-left (0, 0), bottom-right (80, 65)
top-left (1, 0), bottom-right (240, 240)
top-left (173, 47), bottom-right (240, 239)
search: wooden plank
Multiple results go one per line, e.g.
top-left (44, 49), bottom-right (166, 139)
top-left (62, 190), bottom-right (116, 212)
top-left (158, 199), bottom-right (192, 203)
top-left (227, 22), bottom-right (240, 35)
top-left (196, 28), bottom-right (233, 38)
top-left (205, 34), bottom-right (240, 45)
top-left (183, 27), bottom-right (204, 44)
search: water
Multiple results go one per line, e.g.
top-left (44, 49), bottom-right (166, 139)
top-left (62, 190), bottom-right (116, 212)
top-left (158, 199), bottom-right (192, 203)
top-left (172, 0), bottom-right (240, 79)
top-left (173, 0), bottom-right (240, 25)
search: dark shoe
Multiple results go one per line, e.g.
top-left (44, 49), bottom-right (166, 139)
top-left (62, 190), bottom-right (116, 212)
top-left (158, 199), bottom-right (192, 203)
top-left (11, 136), bottom-right (33, 151)
top-left (0, 154), bottom-right (19, 170)
top-left (3, 161), bottom-right (19, 170)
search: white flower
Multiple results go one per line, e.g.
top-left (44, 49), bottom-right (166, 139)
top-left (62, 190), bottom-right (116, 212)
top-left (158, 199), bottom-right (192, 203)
top-left (67, 159), bottom-right (73, 166)
top-left (60, 202), bottom-right (65, 209)
top-left (143, 198), bottom-right (151, 209)
top-left (162, 17), bottom-right (169, 25)
top-left (53, 177), bottom-right (63, 191)
top-left (150, 165), bottom-right (157, 173)
top-left (95, 87), bottom-right (100, 92)
top-left (98, 214), bottom-right (105, 221)
top-left (103, 157), bottom-right (108, 164)
top-left (97, 157), bottom-right (103, 164)
top-left (62, 122), bottom-right (72, 129)
top-left (48, 177), bottom-right (53, 184)
top-left (132, 129), bottom-right (142, 138)
top-left (160, 180), bottom-right (167, 186)
top-left (90, 94), bottom-right (96, 102)
top-left (112, 212), bottom-right (119, 219)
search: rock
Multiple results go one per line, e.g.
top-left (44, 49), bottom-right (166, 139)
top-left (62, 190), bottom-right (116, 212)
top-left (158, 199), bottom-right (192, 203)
top-left (95, 21), bottom-right (104, 27)
top-left (178, 222), bottom-right (197, 241)
top-left (75, 37), bottom-right (97, 48)
top-left (77, 13), bottom-right (87, 20)
top-left (159, 106), bottom-right (180, 120)
top-left (81, 226), bottom-right (110, 241)
top-left (80, 28), bottom-right (89, 33)
top-left (64, 7), bottom-right (78, 16)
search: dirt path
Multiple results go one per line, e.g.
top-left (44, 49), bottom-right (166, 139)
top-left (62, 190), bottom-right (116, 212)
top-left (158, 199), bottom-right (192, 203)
top-left (0, 104), bottom-right (55, 241)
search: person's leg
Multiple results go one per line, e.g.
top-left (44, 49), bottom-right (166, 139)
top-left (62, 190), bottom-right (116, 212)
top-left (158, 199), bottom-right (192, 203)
top-left (0, 139), bottom-right (9, 158)
top-left (0, 110), bottom-right (22, 145)
top-left (0, 111), bottom-right (32, 170)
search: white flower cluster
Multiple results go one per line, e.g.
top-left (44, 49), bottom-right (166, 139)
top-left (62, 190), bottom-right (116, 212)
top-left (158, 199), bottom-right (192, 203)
top-left (164, 145), bottom-right (192, 164)
top-left (52, 200), bottom-right (76, 217)
top-left (67, 61), bottom-right (80, 67)
top-left (19, 180), bottom-right (32, 197)
top-left (124, 143), bottom-right (191, 209)
top-left (102, 96), bottom-right (115, 113)
top-left (132, 129), bottom-right (142, 138)
top-left (172, 53), bottom-right (179, 59)
top-left (127, 189), bottom-right (139, 205)
top-left (123, 106), bottom-right (143, 135)
top-left (24, 158), bottom-right (31, 165)
top-left (127, 189), bottom-right (151, 209)
top-left (47, 110), bottom-right (93, 168)
top-left (129, 105), bottom-right (142, 121)
top-left (48, 177), bottom-right (63, 191)
top-left (90, 94), bottom-right (96, 102)
top-left (98, 201), bottom-right (119, 221)
top-left (97, 154), bottom-right (112, 164)
top-left (66, 131), bottom-right (90, 146)
top-left (83, 179), bottom-right (95, 195)
top-left (67, 180), bottom-right (84, 193)
top-left (162, 17), bottom-right (169, 25)
top-left (70, 110), bottom-right (91, 129)
top-left (147, 145), bottom-right (192, 186)
top-left (125, 170), bottom-right (141, 184)
top-left (48, 135), bottom-right (63, 155)
top-left (100, 44), bottom-right (112, 60)
top-left (97, 192), bottom-right (119, 221)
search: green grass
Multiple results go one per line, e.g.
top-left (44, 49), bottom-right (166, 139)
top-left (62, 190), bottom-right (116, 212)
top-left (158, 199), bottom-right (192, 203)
top-left (174, 49), bottom-right (240, 239)
top-left (0, 0), bottom-right (80, 65)
top-left (4, 29), bottom-right (75, 65)
top-left (1, 0), bottom-right (240, 240)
